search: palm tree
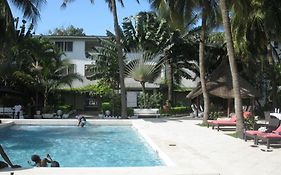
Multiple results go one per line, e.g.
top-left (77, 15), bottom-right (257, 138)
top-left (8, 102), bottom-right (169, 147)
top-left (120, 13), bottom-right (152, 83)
top-left (232, 0), bottom-right (281, 108)
top-left (126, 51), bottom-right (163, 93)
top-left (219, 0), bottom-right (244, 137)
top-left (62, 0), bottom-right (140, 118)
top-left (149, 0), bottom-right (196, 32)
top-left (197, 0), bottom-right (220, 124)
top-left (0, 0), bottom-right (45, 59)
top-left (150, 0), bottom-right (220, 123)
top-left (13, 37), bottom-right (82, 110)
top-left (86, 31), bottom-right (121, 90)
top-left (124, 12), bottom-right (199, 94)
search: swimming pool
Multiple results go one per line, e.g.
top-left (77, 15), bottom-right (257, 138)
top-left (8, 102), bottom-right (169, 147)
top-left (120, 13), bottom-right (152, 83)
top-left (0, 125), bottom-right (163, 167)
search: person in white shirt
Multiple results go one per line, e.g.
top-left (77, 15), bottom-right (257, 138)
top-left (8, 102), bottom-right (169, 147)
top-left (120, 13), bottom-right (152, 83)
top-left (13, 104), bottom-right (22, 119)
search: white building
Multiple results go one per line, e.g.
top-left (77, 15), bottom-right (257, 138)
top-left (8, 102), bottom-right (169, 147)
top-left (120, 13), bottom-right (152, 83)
top-left (45, 35), bottom-right (198, 110)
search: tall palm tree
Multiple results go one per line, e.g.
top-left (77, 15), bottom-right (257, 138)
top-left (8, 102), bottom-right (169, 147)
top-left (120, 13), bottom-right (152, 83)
top-left (232, 0), bottom-right (281, 108)
top-left (149, 0), bottom-right (196, 32)
top-left (197, 0), bottom-right (220, 124)
top-left (220, 0), bottom-right (244, 137)
top-left (62, 0), bottom-right (139, 118)
top-left (150, 0), bottom-right (220, 123)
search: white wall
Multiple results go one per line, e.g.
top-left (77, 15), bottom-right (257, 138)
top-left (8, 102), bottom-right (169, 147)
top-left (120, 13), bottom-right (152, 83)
top-left (127, 91), bottom-right (138, 107)
top-left (52, 39), bottom-right (94, 76)
top-left (67, 59), bottom-right (94, 76)
top-left (61, 40), bottom-right (87, 60)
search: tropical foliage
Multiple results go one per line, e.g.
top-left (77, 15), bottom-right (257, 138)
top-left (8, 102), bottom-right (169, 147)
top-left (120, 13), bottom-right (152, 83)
top-left (123, 12), bottom-right (199, 106)
top-left (12, 37), bottom-right (82, 111)
top-left (0, 19), bottom-right (82, 111)
top-left (126, 51), bottom-right (163, 93)
top-left (48, 25), bottom-right (86, 36)
top-left (86, 31), bottom-right (123, 90)
top-left (138, 92), bottom-right (163, 108)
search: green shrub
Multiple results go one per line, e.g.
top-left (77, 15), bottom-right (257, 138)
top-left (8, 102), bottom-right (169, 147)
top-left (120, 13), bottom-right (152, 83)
top-left (138, 92), bottom-right (162, 108)
top-left (170, 106), bottom-right (188, 114)
top-left (57, 104), bottom-right (72, 113)
top-left (127, 107), bottom-right (134, 116)
top-left (209, 111), bottom-right (224, 120)
top-left (101, 102), bottom-right (111, 113)
top-left (160, 106), bottom-right (190, 115)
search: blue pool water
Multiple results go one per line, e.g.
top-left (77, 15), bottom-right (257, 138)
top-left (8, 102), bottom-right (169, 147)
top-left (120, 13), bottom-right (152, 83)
top-left (0, 125), bottom-right (163, 167)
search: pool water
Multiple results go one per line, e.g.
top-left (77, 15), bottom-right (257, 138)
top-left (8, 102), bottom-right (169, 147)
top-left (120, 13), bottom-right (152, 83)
top-left (0, 125), bottom-right (163, 167)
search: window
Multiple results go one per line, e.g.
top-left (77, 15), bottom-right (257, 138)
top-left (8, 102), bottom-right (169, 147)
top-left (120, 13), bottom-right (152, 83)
top-left (65, 42), bottom-right (73, 52)
top-left (85, 64), bottom-right (94, 78)
top-left (55, 42), bottom-right (64, 51)
top-left (55, 41), bottom-right (73, 52)
top-left (59, 64), bottom-right (76, 75)
top-left (68, 64), bottom-right (76, 74)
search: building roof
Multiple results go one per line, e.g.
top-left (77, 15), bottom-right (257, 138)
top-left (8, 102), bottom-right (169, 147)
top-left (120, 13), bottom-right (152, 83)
top-left (38, 35), bottom-right (108, 40)
top-left (60, 77), bottom-right (160, 90)
top-left (187, 60), bottom-right (260, 99)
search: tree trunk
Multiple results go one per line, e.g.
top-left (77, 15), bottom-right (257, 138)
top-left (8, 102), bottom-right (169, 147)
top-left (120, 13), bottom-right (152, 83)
top-left (111, 0), bottom-right (127, 118)
top-left (220, 0), bottom-right (244, 138)
top-left (43, 88), bottom-right (48, 113)
top-left (264, 31), bottom-right (278, 108)
top-left (140, 81), bottom-right (146, 107)
top-left (200, 3), bottom-right (210, 125)
top-left (167, 58), bottom-right (173, 106)
top-left (140, 81), bottom-right (146, 94)
top-left (35, 91), bottom-right (39, 110)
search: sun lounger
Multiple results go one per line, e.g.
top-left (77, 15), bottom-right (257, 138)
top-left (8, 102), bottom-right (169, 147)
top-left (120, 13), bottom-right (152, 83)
top-left (208, 112), bottom-right (253, 131)
top-left (256, 132), bottom-right (281, 149)
top-left (244, 116), bottom-right (280, 144)
top-left (207, 116), bottom-right (237, 131)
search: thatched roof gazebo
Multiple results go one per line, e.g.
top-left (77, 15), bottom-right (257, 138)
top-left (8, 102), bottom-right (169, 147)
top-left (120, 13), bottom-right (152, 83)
top-left (187, 60), bottom-right (260, 115)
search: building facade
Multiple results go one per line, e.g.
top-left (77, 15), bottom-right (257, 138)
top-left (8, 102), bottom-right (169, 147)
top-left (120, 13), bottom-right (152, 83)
top-left (45, 35), bottom-right (198, 111)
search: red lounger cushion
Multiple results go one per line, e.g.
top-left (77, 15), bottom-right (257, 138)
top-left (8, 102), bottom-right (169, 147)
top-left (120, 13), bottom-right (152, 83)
top-left (257, 133), bottom-right (281, 138)
top-left (208, 116), bottom-right (237, 124)
top-left (273, 125), bottom-right (281, 134)
top-left (245, 130), bottom-right (263, 135)
top-left (211, 121), bottom-right (236, 125)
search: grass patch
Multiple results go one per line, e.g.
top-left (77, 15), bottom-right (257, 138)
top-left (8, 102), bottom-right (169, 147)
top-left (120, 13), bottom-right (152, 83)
top-left (196, 123), bottom-right (208, 127)
top-left (226, 132), bottom-right (238, 138)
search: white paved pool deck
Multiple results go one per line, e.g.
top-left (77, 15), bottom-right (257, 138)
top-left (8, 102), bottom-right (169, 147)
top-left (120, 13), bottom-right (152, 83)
top-left (1, 117), bottom-right (281, 175)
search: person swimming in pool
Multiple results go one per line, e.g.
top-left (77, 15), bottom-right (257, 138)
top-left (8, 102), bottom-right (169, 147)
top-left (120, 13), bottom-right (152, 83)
top-left (76, 114), bottom-right (87, 127)
top-left (28, 154), bottom-right (60, 167)
top-left (0, 145), bottom-right (21, 169)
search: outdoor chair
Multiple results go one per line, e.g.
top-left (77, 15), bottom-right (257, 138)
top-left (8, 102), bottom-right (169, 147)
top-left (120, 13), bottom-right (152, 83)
top-left (244, 116), bottom-right (280, 144)
top-left (191, 104), bottom-right (203, 118)
top-left (208, 112), bottom-right (252, 131)
top-left (256, 132), bottom-right (281, 149)
top-left (207, 115), bottom-right (237, 131)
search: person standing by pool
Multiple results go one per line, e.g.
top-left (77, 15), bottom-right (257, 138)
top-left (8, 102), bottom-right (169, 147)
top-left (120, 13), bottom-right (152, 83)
top-left (13, 104), bottom-right (22, 119)
top-left (0, 145), bottom-right (21, 169)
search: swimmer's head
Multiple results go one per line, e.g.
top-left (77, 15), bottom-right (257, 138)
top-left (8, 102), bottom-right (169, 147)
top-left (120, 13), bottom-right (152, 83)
top-left (31, 154), bottom-right (41, 163)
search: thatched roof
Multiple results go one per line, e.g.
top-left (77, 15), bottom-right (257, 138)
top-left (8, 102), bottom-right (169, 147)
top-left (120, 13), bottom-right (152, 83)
top-left (187, 60), bottom-right (260, 99)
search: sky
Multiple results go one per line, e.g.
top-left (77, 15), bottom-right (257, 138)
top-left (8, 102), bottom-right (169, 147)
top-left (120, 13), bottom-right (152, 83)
top-left (10, 0), bottom-right (152, 36)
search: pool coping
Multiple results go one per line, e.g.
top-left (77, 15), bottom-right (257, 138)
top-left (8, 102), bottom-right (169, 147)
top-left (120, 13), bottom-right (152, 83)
top-left (0, 119), bottom-right (182, 175)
